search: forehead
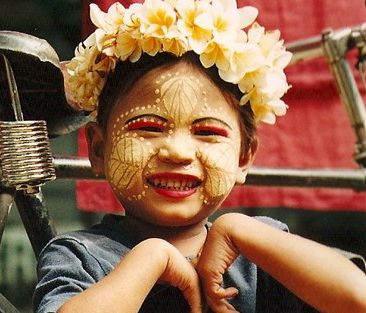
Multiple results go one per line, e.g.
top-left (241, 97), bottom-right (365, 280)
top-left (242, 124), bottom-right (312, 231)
top-left (110, 61), bottom-right (239, 125)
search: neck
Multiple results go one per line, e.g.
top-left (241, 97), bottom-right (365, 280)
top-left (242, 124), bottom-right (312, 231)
top-left (121, 214), bottom-right (208, 257)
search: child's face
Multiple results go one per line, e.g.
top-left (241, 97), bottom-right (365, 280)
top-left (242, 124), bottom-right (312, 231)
top-left (99, 62), bottom-right (251, 226)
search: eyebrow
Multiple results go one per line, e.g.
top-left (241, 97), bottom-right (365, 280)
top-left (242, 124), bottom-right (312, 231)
top-left (125, 114), bottom-right (168, 125)
top-left (192, 117), bottom-right (233, 130)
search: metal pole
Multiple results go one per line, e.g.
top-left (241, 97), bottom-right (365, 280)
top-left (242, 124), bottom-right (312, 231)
top-left (287, 35), bottom-right (323, 65)
top-left (14, 190), bottom-right (56, 259)
top-left (0, 186), bottom-right (14, 245)
top-left (53, 156), bottom-right (366, 190)
top-left (321, 27), bottom-right (366, 167)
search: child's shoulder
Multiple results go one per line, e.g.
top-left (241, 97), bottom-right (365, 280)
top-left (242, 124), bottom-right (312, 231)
top-left (253, 216), bottom-right (289, 232)
top-left (38, 214), bottom-right (132, 267)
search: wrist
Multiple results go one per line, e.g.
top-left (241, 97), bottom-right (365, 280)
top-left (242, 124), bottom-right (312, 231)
top-left (212, 213), bottom-right (250, 237)
top-left (119, 238), bottom-right (172, 276)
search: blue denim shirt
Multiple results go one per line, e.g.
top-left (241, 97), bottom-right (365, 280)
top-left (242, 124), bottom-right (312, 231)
top-left (33, 215), bottom-right (316, 313)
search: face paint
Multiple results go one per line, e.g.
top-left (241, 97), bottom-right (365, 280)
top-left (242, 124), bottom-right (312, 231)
top-left (108, 136), bottom-right (153, 195)
top-left (104, 62), bottom-right (245, 225)
top-left (197, 141), bottom-right (238, 198)
top-left (159, 73), bottom-right (202, 123)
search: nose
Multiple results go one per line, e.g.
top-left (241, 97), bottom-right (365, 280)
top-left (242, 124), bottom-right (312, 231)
top-left (157, 133), bottom-right (195, 165)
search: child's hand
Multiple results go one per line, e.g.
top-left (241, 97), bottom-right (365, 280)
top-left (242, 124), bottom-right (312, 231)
top-left (155, 239), bottom-right (203, 313)
top-left (196, 216), bottom-right (241, 313)
top-left (58, 237), bottom-right (203, 313)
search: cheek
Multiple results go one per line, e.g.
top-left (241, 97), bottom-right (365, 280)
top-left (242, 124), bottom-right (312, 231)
top-left (106, 136), bottom-right (153, 193)
top-left (198, 142), bottom-right (239, 198)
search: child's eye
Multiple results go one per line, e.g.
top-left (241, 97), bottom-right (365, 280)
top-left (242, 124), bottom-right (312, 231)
top-left (127, 121), bottom-right (164, 132)
top-left (193, 126), bottom-right (229, 137)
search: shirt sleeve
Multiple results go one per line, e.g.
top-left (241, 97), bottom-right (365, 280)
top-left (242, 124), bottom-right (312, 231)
top-left (33, 237), bottom-right (106, 313)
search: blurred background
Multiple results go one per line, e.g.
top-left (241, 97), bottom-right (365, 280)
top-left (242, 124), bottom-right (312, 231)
top-left (1, 0), bottom-right (366, 312)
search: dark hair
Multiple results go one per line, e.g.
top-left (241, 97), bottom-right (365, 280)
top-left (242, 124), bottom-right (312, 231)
top-left (98, 52), bottom-right (257, 153)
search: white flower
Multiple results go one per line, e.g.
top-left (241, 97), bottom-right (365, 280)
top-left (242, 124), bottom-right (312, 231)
top-left (239, 67), bottom-right (290, 100)
top-left (200, 37), bottom-right (230, 70)
top-left (161, 28), bottom-right (189, 56)
top-left (250, 96), bottom-right (288, 124)
top-left (90, 3), bottom-right (125, 32)
top-left (138, 0), bottom-right (176, 38)
top-left (141, 36), bottom-right (161, 56)
top-left (248, 23), bottom-right (292, 69)
top-left (115, 31), bottom-right (142, 62)
top-left (90, 3), bottom-right (126, 56)
top-left (239, 67), bottom-right (290, 124)
top-left (123, 3), bottom-right (143, 31)
top-left (176, 0), bottom-right (214, 53)
top-left (219, 42), bottom-right (265, 83)
top-left (66, 1), bottom-right (292, 125)
top-left (211, 0), bottom-right (258, 41)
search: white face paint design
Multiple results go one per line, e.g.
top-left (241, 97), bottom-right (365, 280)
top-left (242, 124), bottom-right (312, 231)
top-left (104, 62), bottom-right (244, 225)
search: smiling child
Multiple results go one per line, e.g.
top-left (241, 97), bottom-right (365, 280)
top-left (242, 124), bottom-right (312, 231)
top-left (34, 1), bottom-right (366, 313)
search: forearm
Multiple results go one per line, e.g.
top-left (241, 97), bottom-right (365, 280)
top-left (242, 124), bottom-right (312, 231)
top-left (57, 238), bottom-right (171, 313)
top-left (215, 213), bottom-right (366, 313)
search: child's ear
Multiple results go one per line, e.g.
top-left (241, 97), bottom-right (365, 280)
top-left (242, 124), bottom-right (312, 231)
top-left (85, 122), bottom-right (105, 177)
top-left (235, 140), bottom-right (258, 185)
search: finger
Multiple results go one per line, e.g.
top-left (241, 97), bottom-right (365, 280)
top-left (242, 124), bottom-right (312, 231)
top-left (206, 297), bottom-right (240, 313)
top-left (202, 278), bottom-right (238, 300)
top-left (210, 286), bottom-right (239, 299)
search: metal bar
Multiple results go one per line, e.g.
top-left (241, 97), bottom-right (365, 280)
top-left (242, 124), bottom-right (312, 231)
top-left (0, 293), bottom-right (20, 313)
top-left (0, 186), bottom-right (14, 245)
top-left (1, 54), bottom-right (23, 121)
top-left (53, 157), bottom-right (366, 190)
top-left (322, 28), bottom-right (366, 167)
top-left (14, 189), bottom-right (56, 258)
top-left (286, 35), bottom-right (323, 65)
top-left (247, 167), bottom-right (366, 190)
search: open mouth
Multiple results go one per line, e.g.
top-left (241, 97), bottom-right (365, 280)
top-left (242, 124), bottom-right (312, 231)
top-left (147, 173), bottom-right (202, 198)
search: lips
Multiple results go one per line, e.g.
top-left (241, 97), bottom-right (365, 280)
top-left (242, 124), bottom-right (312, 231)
top-left (147, 173), bottom-right (202, 198)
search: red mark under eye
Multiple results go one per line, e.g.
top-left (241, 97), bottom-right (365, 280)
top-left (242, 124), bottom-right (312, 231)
top-left (127, 120), bottom-right (164, 132)
top-left (193, 125), bottom-right (229, 137)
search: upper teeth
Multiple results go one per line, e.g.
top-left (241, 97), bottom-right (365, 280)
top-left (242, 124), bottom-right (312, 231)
top-left (149, 178), bottom-right (198, 189)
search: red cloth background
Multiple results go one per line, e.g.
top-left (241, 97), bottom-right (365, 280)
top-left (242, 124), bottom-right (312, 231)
top-left (77, 0), bottom-right (366, 213)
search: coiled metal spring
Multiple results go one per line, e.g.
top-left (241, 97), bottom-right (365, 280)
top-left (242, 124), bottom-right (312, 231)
top-left (0, 120), bottom-right (56, 192)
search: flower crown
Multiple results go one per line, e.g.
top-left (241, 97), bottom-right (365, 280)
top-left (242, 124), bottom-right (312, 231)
top-left (67, 0), bottom-right (292, 124)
